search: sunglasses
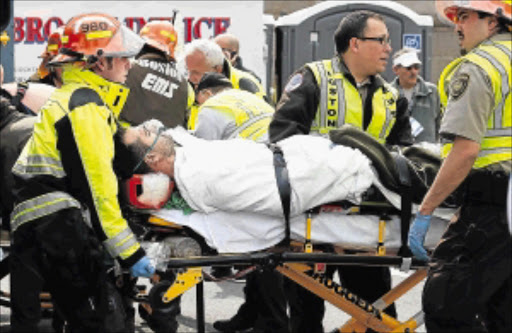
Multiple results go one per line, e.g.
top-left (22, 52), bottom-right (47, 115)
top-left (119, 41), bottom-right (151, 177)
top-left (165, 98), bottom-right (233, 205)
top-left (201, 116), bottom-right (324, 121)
top-left (133, 126), bottom-right (165, 173)
top-left (221, 48), bottom-right (238, 59)
top-left (404, 64), bottom-right (421, 71)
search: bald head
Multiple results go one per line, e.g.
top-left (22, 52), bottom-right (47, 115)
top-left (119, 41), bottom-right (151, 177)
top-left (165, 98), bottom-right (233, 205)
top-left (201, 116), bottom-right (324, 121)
top-left (214, 33), bottom-right (240, 65)
top-left (214, 33), bottom-right (239, 52)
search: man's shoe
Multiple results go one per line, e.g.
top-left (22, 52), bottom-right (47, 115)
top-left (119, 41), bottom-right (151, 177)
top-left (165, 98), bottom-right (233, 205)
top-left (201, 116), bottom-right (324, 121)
top-left (213, 315), bottom-right (254, 332)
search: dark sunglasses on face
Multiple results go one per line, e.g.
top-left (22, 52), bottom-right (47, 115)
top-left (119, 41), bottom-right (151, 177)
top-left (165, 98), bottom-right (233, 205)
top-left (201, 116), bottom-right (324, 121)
top-left (221, 48), bottom-right (238, 59)
top-left (405, 64), bottom-right (421, 71)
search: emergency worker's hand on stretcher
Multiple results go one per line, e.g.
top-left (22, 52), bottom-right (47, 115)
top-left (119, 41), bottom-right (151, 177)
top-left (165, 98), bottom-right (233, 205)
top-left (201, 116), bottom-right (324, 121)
top-left (130, 256), bottom-right (155, 278)
top-left (408, 212), bottom-right (432, 261)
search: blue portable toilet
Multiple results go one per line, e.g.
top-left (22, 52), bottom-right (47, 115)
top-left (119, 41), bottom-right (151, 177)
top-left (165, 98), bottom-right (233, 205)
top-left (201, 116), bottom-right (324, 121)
top-left (274, 0), bottom-right (433, 99)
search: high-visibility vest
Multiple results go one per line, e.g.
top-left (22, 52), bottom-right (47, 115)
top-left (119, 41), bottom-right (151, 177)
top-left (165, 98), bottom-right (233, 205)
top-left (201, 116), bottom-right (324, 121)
top-left (439, 38), bottom-right (511, 169)
top-left (306, 57), bottom-right (398, 143)
top-left (199, 89), bottom-right (274, 142)
top-left (228, 63), bottom-right (267, 101)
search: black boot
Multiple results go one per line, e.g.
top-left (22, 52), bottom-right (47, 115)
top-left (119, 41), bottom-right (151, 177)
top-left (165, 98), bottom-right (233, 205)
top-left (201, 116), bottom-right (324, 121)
top-left (213, 313), bottom-right (255, 332)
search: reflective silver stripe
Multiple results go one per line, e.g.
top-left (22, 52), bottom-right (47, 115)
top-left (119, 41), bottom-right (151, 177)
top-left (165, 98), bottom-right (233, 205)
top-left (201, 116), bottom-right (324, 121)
top-left (12, 164), bottom-right (66, 178)
top-left (478, 147), bottom-right (511, 157)
top-left (332, 57), bottom-right (346, 128)
top-left (11, 192), bottom-right (81, 232)
top-left (27, 155), bottom-right (63, 167)
top-left (228, 113), bottom-right (273, 139)
top-left (12, 155), bottom-right (66, 178)
top-left (317, 62), bottom-right (329, 129)
top-left (484, 40), bottom-right (512, 61)
top-left (105, 233), bottom-right (137, 258)
top-left (103, 228), bottom-right (133, 253)
top-left (473, 48), bottom-right (510, 127)
top-left (486, 128), bottom-right (512, 137)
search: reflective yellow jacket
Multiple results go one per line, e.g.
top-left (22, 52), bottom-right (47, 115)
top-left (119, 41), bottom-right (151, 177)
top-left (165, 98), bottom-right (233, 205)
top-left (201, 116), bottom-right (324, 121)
top-left (11, 65), bottom-right (144, 266)
top-left (306, 58), bottom-right (398, 143)
top-left (198, 89), bottom-right (274, 142)
top-left (439, 38), bottom-right (511, 169)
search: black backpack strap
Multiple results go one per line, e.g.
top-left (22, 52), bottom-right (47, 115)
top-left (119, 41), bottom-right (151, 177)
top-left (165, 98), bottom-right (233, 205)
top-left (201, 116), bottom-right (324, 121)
top-left (392, 152), bottom-right (413, 257)
top-left (269, 144), bottom-right (292, 246)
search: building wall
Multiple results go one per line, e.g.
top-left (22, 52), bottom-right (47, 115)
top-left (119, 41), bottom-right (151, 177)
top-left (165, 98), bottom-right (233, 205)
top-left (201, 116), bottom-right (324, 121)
top-left (264, 0), bottom-right (460, 84)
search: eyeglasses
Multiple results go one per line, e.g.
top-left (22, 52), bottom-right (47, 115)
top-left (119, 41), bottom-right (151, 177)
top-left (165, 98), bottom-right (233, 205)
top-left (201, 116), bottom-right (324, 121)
top-left (133, 126), bottom-right (165, 173)
top-left (358, 36), bottom-right (391, 46)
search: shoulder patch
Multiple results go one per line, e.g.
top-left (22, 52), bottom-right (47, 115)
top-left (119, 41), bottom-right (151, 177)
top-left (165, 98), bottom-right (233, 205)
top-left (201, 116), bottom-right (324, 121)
top-left (69, 88), bottom-right (104, 111)
top-left (285, 73), bottom-right (303, 93)
top-left (449, 73), bottom-right (470, 101)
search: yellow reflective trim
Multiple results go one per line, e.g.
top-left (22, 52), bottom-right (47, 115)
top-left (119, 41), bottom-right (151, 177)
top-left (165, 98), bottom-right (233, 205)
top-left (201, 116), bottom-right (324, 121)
top-left (343, 80), bottom-right (363, 129)
top-left (481, 136), bottom-right (512, 148)
top-left (474, 151), bottom-right (512, 169)
top-left (504, 95), bottom-right (511, 127)
top-left (188, 104), bottom-right (200, 130)
top-left (61, 35), bottom-right (69, 43)
top-left (47, 44), bottom-right (58, 51)
top-left (86, 30), bottom-right (113, 41)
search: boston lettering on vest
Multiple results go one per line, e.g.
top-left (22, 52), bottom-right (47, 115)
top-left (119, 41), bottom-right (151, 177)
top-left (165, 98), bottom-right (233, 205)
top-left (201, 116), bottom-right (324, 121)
top-left (327, 74), bottom-right (339, 128)
top-left (141, 73), bottom-right (179, 99)
top-left (136, 59), bottom-right (179, 78)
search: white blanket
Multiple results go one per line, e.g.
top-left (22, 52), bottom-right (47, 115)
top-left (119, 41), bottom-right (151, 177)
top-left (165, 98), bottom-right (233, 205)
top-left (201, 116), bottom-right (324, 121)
top-left (174, 134), bottom-right (374, 217)
top-left (154, 207), bottom-right (450, 254)
top-left (152, 128), bottom-right (455, 254)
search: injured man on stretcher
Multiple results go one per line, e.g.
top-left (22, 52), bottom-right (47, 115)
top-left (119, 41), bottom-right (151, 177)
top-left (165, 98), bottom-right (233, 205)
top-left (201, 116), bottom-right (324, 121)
top-left (121, 120), bottom-right (457, 254)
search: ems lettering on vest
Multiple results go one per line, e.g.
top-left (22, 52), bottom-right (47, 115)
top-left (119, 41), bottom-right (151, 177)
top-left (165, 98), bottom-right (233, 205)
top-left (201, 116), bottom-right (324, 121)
top-left (141, 73), bottom-right (179, 98)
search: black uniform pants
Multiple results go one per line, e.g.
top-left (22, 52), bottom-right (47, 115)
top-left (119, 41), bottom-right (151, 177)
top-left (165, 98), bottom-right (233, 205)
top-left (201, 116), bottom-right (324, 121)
top-left (423, 202), bottom-right (512, 333)
top-left (285, 264), bottom-right (396, 333)
top-left (234, 268), bottom-right (289, 332)
top-left (10, 208), bottom-right (129, 332)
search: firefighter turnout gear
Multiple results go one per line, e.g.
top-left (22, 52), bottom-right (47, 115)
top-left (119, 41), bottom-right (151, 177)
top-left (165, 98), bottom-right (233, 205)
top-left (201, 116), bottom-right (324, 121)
top-left (306, 57), bottom-right (398, 143)
top-left (439, 36), bottom-right (511, 169)
top-left (11, 65), bottom-right (144, 266)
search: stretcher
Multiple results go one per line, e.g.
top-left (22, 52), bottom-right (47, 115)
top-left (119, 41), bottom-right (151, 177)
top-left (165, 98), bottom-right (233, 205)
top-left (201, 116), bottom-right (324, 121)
top-left (132, 187), bottom-right (454, 333)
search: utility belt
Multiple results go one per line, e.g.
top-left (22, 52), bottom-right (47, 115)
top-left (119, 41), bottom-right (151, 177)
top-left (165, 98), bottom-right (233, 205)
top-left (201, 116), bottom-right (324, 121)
top-left (463, 170), bottom-right (509, 207)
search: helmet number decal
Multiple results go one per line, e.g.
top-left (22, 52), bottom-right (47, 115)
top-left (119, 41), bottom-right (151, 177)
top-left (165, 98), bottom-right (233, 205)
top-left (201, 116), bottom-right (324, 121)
top-left (80, 21), bottom-right (109, 33)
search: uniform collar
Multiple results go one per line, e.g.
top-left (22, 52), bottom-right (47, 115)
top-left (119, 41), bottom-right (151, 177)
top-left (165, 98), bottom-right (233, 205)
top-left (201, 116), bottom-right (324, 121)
top-left (222, 58), bottom-right (233, 79)
top-left (61, 65), bottom-right (130, 118)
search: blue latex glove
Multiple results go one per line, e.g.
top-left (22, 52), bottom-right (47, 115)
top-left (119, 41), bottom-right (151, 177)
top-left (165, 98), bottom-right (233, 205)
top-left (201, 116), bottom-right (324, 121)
top-left (408, 212), bottom-right (432, 261)
top-left (130, 256), bottom-right (155, 278)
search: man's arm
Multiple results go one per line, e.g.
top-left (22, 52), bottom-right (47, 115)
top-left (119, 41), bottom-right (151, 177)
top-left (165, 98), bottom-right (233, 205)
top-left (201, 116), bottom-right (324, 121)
top-left (269, 68), bottom-right (319, 142)
top-left (419, 136), bottom-right (479, 214)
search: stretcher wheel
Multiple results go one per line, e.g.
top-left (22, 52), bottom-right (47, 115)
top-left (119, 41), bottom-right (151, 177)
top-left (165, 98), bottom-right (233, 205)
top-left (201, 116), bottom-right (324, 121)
top-left (148, 280), bottom-right (175, 311)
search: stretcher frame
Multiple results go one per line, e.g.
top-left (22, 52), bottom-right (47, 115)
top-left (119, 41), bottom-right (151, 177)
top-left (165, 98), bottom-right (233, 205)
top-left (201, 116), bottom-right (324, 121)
top-left (142, 204), bottom-right (429, 333)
